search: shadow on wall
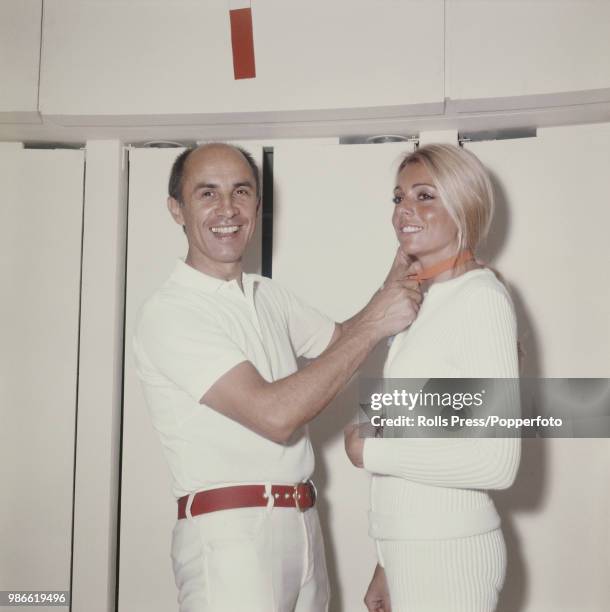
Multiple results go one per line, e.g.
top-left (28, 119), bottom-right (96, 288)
top-left (480, 170), bottom-right (544, 380)
top-left (242, 197), bottom-right (262, 275)
top-left (484, 173), bottom-right (548, 612)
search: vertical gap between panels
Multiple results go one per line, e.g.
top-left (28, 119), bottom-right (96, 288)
top-left (114, 148), bottom-right (131, 612)
top-left (262, 147), bottom-right (274, 278)
top-left (69, 152), bottom-right (87, 612)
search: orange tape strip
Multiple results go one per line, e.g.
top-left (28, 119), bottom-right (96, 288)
top-left (230, 8), bottom-right (256, 79)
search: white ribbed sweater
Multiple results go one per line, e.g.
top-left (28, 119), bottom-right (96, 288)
top-left (364, 268), bottom-right (521, 540)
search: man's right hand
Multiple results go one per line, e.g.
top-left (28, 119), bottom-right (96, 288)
top-left (359, 249), bottom-right (422, 340)
top-left (364, 564), bottom-right (392, 612)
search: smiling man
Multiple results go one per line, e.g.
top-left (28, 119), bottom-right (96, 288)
top-left (132, 143), bottom-right (421, 612)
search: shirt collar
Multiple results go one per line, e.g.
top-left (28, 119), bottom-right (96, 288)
top-left (170, 258), bottom-right (257, 293)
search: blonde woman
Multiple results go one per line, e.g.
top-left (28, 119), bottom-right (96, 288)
top-left (345, 144), bottom-right (521, 611)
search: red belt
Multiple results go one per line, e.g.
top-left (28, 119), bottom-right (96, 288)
top-left (177, 481), bottom-right (316, 519)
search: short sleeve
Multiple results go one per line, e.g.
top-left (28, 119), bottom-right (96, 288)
top-left (133, 298), bottom-right (248, 402)
top-left (275, 284), bottom-right (336, 359)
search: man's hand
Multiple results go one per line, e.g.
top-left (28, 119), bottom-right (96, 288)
top-left (364, 564), bottom-right (392, 612)
top-left (357, 250), bottom-right (422, 341)
top-left (344, 423), bottom-right (365, 468)
top-left (383, 247), bottom-right (424, 285)
top-left (383, 247), bottom-right (413, 285)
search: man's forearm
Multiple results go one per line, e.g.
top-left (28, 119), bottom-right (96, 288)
top-left (203, 269), bottom-right (420, 443)
top-left (258, 321), bottom-right (379, 442)
top-left (336, 311), bottom-right (362, 337)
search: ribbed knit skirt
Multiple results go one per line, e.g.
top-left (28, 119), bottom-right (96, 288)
top-left (376, 528), bottom-right (506, 612)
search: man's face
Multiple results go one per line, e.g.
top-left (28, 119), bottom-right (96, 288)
top-left (168, 145), bottom-right (259, 276)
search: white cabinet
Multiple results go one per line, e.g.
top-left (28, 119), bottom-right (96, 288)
top-left (3, 0), bottom-right (610, 132)
top-left (119, 148), bottom-right (190, 612)
top-left (0, 1), bottom-right (42, 122)
top-left (466, 123), bottom-right (610, 378)
top-left (39, 0), bottom-right (445, 124)
top-left (446, 0), bottom-right (610, 110)
top-left (0, 146), bottom-right (84, 598)
top-left (465, 125), bottom-right (610, 611)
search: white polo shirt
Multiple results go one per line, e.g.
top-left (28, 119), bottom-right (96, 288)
top-left (133, 259), bottom-right (335, 498)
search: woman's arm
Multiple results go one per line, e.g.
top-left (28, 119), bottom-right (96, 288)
top-left (362, 437), bottom-right (519, 490)
top-left (358, 283), bottom-right (521, 490)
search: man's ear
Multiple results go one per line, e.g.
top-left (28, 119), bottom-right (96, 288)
top-left (167, 196), bottom-right (185, 226)
top-left (256, 197), bottom-right (261, 215)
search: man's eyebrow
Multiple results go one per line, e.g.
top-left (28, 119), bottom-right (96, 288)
top-left (234, 181), bottom-right (255, 189)
top-left (191, 180), bottom-right (255, 191)
top-left (192, 182), bottom-right (219, 191)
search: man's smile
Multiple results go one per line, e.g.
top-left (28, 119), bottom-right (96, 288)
top-left (210, 225), bottom-right (241, 236)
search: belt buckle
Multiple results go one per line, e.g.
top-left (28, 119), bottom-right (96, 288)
top-left (293, 480), bottom-right (316, 512)
top-left (293, 484), bottom-right (305, 512)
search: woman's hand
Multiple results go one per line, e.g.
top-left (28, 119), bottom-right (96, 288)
top-left (364, 564), bottom-right (392, 612)
top-left (344, 423), bottom-right (365, 468)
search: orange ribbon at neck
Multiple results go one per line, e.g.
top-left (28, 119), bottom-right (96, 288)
top-left (408, 250), bottom-right (475, 282)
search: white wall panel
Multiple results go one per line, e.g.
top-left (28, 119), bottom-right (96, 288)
top-left (466, 124), bottom-right (610, 379)
top-left (446, 0), bottom-right (610, 106)
top-left (71, 141), bottom-right (127, 612)
top-left (0, 0), bottom-right (42, 122)
top-left (119, 144), bottom-right (263, 612)
top-left (40, 0), bottom-right (444, 122)
top-left (119, 148), bottom-right (187, 612)
top-left (0, 146), bottom-right (84, 605)
top-left (466, 124), bottom-right (610, 612)
top-left (273, 141), bottom-right (417, 612)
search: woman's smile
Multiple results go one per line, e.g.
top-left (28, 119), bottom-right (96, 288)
top-left (400, 224), bottom-right (424, 234)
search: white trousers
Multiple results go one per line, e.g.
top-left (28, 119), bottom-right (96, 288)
top-left (377, 528), bottom-right (507, 612)
top-left (171, 502), bottom-right (330, 612)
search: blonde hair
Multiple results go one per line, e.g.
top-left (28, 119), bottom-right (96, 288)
top-left (398, 144), bottom-right (494, 255)
top-left (400, 144), bottom-right (525, 370)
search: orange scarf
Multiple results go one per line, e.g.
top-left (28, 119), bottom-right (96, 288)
top-left (408, 250), bottom-right (474, 282)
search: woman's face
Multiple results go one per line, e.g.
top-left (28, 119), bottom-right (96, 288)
top-left (392, 161), bottom-right (459, 262)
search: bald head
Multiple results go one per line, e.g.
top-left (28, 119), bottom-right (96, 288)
top-left (168, 143), bottom-right (260, 205)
